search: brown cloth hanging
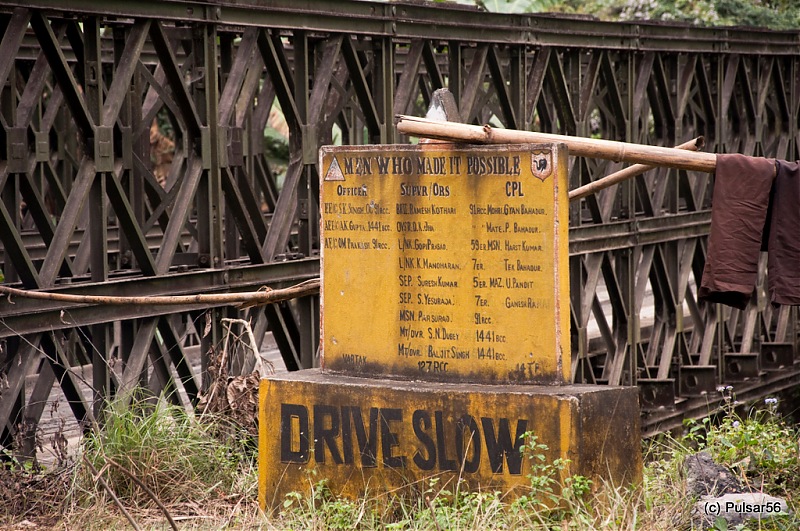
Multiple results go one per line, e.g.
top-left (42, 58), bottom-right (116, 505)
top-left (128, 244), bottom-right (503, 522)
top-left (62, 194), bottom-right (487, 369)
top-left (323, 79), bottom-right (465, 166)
top-left (699, 153), bottom-right (776, 309)
top-left (767, 159), bottom-right (800, 305)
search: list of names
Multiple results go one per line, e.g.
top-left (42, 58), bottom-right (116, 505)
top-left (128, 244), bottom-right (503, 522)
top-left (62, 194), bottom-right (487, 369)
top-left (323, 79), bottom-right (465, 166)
top-left (320, 145), bottom-right (570, 385)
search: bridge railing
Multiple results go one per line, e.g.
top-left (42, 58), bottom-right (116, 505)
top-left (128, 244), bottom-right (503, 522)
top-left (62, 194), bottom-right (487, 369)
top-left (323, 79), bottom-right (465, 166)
top-left (0, 0), bottom-right (798, 449)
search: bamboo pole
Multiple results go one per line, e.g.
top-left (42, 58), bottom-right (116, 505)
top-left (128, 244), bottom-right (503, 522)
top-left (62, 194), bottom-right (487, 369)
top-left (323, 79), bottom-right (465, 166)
top-left (568, 136), bottom-right (705, 202)
top-left (0, 278), bottom-right (319, 308)
top-left (395, 115), bottom-right (717, 173)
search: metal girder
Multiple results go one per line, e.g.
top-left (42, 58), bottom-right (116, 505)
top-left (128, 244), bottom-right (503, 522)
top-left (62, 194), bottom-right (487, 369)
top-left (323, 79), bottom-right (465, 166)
top-left (0, 1), bottom-right (798, 450)
top-left (148, 21), bottom-right (203, 141)
top-left (0, 258), bottom-right (320, 338)
top-left (29, 12), bottom-right (95, 143)
top-left (5, 1), bottom-right (799, 54)
top-left (569, 212), bottom-right (711, 255)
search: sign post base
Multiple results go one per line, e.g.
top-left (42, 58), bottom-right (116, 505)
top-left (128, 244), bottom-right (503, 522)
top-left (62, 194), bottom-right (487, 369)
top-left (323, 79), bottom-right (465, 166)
top-left (259, 369), bottom-right (642, 509)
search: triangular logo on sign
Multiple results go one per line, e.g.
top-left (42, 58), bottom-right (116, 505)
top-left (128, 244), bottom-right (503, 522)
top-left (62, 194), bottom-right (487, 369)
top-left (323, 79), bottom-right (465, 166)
top-left (324, 157), bottom-right (345, 181)
top-left (531, 150), bottom-right (553, 181)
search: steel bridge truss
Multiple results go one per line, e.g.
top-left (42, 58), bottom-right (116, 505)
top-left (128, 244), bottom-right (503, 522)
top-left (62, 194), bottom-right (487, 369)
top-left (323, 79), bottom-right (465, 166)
top-left (0, 1), bottom-right (798, 449)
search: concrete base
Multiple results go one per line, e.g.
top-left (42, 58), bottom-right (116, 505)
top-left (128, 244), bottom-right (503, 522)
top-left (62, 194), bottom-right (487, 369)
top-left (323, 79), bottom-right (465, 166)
top-left (258, 370), bottom-right (641, 509)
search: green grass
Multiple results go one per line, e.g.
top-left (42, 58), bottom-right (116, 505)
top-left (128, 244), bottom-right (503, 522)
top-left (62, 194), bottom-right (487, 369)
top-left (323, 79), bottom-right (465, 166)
top-left (79, 399), bottom-right (249, 506)
top-left (3, 390), bottom-right (800, 530)
top-left (53, 395), bottom-right (260, 530)
top-left (261, 393), bottom-right (800, 530)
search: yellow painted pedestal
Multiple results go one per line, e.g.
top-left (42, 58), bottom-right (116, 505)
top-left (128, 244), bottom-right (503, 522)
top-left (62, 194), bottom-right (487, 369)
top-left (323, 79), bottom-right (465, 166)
top-left (258, 142), bottom-right (642, 510)
top-left (259, 370), bottom-right (642, 508)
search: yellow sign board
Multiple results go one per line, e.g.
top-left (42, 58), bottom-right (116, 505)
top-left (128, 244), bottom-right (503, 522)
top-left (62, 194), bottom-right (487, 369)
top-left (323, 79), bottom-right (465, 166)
top-left (258, 372), bottom-right (642, 508)
top-left (320, 143), bottom-right (570, 384)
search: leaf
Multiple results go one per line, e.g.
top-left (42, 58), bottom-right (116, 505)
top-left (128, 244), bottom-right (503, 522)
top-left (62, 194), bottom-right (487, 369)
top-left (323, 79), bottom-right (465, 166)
top-left (203, 312), bottom-right (212, 338)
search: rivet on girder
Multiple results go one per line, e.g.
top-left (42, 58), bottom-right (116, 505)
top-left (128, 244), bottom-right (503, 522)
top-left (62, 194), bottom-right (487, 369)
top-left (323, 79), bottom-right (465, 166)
top-left (6, 127), bottom-right (27, 173)
top-left (201, 127), bottom-right (212, 169)
top-left (228, 127), bottom-right (244, 167)
top-left (94, 126), bottom-right (114, 172)
top-left (34, 132), bottom-right (49, 163)
top-left (218, 126), bottom-right (229, 168)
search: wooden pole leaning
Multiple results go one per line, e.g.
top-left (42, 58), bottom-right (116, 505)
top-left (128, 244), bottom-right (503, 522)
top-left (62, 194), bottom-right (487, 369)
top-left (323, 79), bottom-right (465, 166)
top-left (395, 115), bottom-right (717, 174)
top-left (568, 136), bottom-right (705, 202)
top-left (0, 279), bottom-right (320, 308)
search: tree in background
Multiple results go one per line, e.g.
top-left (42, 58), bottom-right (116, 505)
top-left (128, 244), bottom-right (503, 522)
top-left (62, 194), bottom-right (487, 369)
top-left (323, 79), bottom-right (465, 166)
top-left (454, 0), bottom-right (800, 30)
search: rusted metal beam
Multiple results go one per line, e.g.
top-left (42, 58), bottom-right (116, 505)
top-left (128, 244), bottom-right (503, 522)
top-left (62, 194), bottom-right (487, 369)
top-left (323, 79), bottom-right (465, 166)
top-left (29, 13), bottom-right (95, 143)
top-left (0, 258), bottom-right (320, 337)
top-left (0, 1), bottom-right (798, 446)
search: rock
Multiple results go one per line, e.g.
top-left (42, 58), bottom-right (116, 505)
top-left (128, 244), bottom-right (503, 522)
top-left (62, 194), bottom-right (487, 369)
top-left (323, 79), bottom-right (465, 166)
top-left (684, 452), bottom-right (792, 529)
top-left (683, 451), bottom-right (745, 497)
top-left (694, 492), bottom-right (791, 529)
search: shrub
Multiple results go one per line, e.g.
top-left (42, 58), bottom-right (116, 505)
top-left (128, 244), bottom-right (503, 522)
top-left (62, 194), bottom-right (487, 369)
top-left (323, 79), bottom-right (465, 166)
top-left (79, 397), bottom-right (249, 508)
